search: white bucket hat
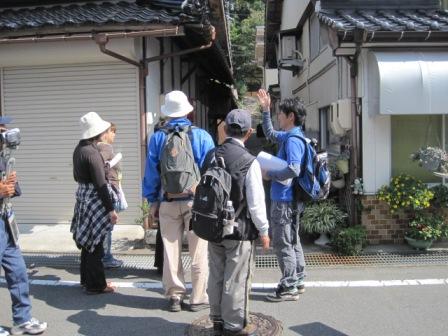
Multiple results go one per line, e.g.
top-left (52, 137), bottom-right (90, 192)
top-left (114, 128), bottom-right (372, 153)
top-left (80, 112), bottom-right (111, 140)
top-left (161, 90), bottom-right (193, 118)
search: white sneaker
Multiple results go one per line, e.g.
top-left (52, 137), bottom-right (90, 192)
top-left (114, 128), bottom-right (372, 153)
top-left (10, 318), bottom-right (47, 335)
top-left (0, 326), bottom-right (10, 336)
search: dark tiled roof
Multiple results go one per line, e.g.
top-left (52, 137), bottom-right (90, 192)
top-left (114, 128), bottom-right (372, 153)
top-left (319, 9), bottom-right (448, 33)
top-left (0, 1), bottom-right (197, 32)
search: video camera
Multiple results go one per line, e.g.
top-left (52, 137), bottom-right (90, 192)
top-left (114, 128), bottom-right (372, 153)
top-left (0, 128), bottom-right (21, 149)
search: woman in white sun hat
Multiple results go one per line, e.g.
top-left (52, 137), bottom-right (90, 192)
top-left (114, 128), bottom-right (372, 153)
top-left (71, 111), bottom-right (118, 294)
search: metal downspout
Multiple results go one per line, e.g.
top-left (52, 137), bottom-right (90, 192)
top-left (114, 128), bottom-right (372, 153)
top-left (0, 27), bottom-right (183, 44)
top-left (144, 26), bottom-right (216, 64)
top-left (346, 45), bottom-right (362, 226)
top-left (94, 34), bottom-right (148, 180)
top-left (95, 25), bottom-right (216, 181)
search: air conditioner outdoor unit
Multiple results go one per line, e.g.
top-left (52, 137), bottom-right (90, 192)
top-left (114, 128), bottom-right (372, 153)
top-left (330, 99), bottom-right (352, 136)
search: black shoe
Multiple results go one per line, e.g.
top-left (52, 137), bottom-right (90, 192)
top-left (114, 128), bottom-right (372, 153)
top-left (266, 284), bottom-right (300, 302)
top-left (212, 317), bottom-right (223, 336)
top-left (168, 296), bottom-right (183, 312)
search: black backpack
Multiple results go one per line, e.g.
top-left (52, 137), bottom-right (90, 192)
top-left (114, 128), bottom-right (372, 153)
top-left (191, 152), bottom-right (231, 243)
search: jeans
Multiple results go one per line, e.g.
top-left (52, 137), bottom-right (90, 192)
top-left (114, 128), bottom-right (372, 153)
top-left (102, 231), bottom-right (113, 263)
top-left (270, 201), bottom-right (306, 288)
top-left (0, 218), bottom-right (32, 324)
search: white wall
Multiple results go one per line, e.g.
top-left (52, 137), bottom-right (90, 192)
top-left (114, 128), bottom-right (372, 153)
top-left (145, 37), bottom-right (161, 134)
top-left (0, 39), bottom-right (136, 67)
top-left (264, 68), bottom-right (278, 89)
top-left (360, 50), bottom-right (391, 194)
top-left (281, 0), bottom-right (310, 30)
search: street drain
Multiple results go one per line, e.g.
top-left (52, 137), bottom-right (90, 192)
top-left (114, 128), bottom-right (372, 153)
top-left (20, 250), bottom-right (448, 270)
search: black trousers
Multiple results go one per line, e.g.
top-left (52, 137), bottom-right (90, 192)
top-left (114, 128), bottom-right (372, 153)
top-left (154, 227), bottom-right (164, 274)
top-left (80, 241), bottom-right (107, 291)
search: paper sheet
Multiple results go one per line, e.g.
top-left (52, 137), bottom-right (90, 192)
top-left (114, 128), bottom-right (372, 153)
top-left (256, 151), bottom-right (292, 186)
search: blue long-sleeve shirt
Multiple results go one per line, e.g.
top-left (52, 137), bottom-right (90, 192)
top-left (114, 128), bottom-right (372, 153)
top-left (142, 118), bottom-right (215, 203)
top-left (262, 111), bottom-right (305, 202)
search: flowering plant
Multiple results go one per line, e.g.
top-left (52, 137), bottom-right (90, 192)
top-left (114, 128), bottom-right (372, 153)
top-left (377, 174), bottom-right (433, 213)
top-left (406, 212), bottom-right (448, 241)
top-left (410, 146), bottom-right (448, 173)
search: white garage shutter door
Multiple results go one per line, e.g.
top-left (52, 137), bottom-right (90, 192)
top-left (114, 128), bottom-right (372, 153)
top-left (2, 63), bottom-right (141, 225)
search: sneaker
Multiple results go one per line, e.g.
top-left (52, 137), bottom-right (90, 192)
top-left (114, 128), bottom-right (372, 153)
top-left (10, 318), bottom-right (47, 335)
top-left (266, 285), bottom-right (300, 302)
top-left (223, 323), bottom-right (257, 336)
top-left (103, 258), bottom-right (123, 269)
top-left (0, 327), bottom-right (10, 336)
top-left (189, 302), bottom-right (210, 312)
top-left (168, 295), bottom-right (183, 312)
top-left (297, 279), bottom-right (306, 294)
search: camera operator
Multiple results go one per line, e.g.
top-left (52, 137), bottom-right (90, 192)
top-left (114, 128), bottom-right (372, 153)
top-left (0, 116), bottom-right (47, 336)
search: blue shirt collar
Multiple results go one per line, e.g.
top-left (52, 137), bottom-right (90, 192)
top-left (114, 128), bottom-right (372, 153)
top-left (166, 118), bottom-right (192, 127)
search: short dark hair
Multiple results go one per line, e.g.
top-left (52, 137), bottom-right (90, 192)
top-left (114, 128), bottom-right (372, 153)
top-left (225, 124), bottom-right (248, 139)
top-left (280, 97), bottom-right (306, 127)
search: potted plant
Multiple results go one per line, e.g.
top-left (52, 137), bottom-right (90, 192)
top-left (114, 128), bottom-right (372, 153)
top-left (331, 225), bottom-right (367, 256)
top-left (335, 149), bottom-right (350, 174)
top-left (329, 162), bottom-right (345, 189)
top-left (430, 184), bottom-right (448, 208)
top-left (301, 200), bottom-right (347, 246)
top-left (410, 146), bottom-right (448, 173)
top-left (404, 212), bottom-right (448, 250)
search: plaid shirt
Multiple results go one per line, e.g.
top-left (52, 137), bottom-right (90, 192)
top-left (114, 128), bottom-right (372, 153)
top-left (71, 183), bottom-right (115, 252)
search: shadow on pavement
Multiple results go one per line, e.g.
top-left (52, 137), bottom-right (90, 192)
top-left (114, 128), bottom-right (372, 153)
top-left (68, 310), bottom-right (188, 336)
top-left (29, 283), bottom-right (167, 311)
top-left (290, 322), bottom-right (349, 336)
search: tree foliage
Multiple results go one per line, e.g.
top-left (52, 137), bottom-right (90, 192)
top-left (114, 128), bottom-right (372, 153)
top-left (229, 0), bottom-right (264, 97)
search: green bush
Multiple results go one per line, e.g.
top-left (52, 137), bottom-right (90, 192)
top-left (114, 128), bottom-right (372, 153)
top-left (331, 225), bottom-right (367, 256)
top-left (135, 199), bottom-right (150, 226)
top-left (301, 200), bottom-right (347, 234)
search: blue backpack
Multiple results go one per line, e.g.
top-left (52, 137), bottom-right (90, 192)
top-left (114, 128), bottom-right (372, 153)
top-left (285, 134), bottom-right (331, 201)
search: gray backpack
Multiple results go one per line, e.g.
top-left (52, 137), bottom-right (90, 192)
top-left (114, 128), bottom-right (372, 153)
top-left (160, 125), bottom-right (201, 195)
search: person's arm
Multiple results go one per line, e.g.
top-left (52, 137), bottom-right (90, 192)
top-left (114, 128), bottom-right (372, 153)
top-left (245, 160), bottom-right (269, 235)
top-left (262, 111), bottom-right (287, 144)
top-left (267, 137), bottom-right (305, 181)
top-left (194, 129), bottom-right (215, 169)
top-left (88, 151), bottom-right (114, 212)
top-left (142, 133), bottom-right (163, 203)
top-left (257, 88), bottom-right (286, 144)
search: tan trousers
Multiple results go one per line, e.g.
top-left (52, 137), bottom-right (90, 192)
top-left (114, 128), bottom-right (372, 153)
top-left (159, 200), bottom-right (209, 304)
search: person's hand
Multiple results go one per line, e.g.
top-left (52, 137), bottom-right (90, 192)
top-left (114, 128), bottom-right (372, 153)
top-left (150, 202), bottom-right (160, 219)
top-left (0, 180), bottom-right (15, 198)
top-left (6, 171), bottom-right (16, 185)
top-left (257, 89), bottom-right (271, 112)
top-left (259, 234), bottom-right (270, 251)
top-left (261, 169), bottom-right (270, 181)
top-left (110, 210), bottom-right (118, 225)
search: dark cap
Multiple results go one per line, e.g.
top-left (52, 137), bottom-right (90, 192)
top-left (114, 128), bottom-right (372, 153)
top-left (0, 116), bottom-right (12, 125)
top-left (225, 109), bottom-right (251, 132)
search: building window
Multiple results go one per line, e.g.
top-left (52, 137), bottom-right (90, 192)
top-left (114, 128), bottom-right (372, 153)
top-left (391, 115), bottom-right (447, 183)
top-left (310, 14), bottom-right (329, 60)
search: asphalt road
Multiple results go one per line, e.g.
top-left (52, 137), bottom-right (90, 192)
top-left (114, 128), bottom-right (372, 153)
top-left (1, 265), bottom-right (448, 336)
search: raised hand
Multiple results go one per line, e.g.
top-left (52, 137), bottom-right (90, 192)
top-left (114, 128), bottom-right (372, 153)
top-left (257, 89), bottom-right (271, 112)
